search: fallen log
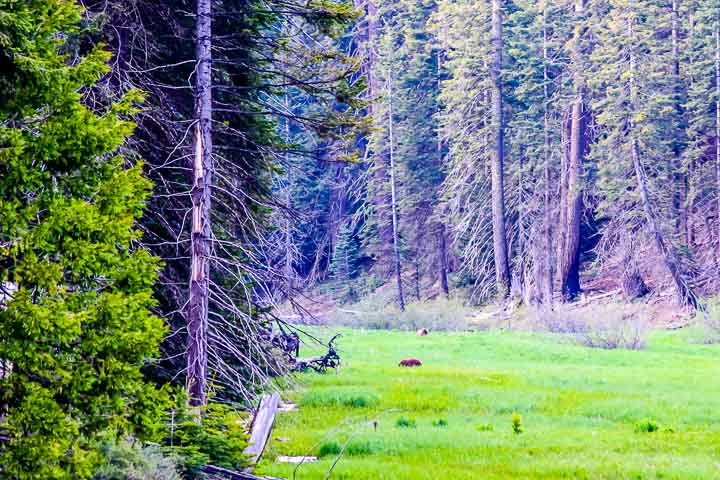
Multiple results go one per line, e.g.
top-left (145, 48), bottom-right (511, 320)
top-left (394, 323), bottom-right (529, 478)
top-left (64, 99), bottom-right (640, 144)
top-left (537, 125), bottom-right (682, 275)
top-left (203, 464), bottom-right (284, 480)
top-left (291, 334), bottom-right (341, 373)
top-left (243, 393), bottom-right (281, 466)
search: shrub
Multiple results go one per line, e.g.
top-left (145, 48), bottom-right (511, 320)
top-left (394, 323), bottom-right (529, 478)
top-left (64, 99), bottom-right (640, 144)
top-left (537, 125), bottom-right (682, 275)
top-left (94, 441), bottom-right (181, 480)
top-left (476, 423), bottom-right (494, 432)
top-left (432, 419), bottom-right (448, 428)
top-left (511, 413), bottom-right (523, 435)
top-left (634, 419), bottom-right (660, 433)
top-left (697, 300), bottom-right (720, 343)
top-left (533, 305), bottom-right (648, 350)
top-left (327, 296), bottom-right (472, 331)
top-left (395, 417), bottom-right (417, 428)
top-left (318, 441), bottom-right (342, 458)
top-left (318, 440), bottom-right (380, 458)
top-left (165, 399), bottom-right (251, 479)
top-left (346, 440), bottom-right (380, 456)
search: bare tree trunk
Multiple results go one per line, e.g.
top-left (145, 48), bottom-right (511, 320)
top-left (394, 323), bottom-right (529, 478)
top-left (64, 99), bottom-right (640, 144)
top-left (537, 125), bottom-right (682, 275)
top-left (438, 223), bottom-right (450, 298)
top-left (627, 9), bottom-right (697, 308)
top-left (284, 92), bottom-right (294, 297)
top-left (436, 48), bottom-right (450, 299)
top-left (388, 77), bottom-right (405, 311)
top-left (542, 2), bottom-right (554, 305)
top-left (715, 6), bottom-right (720, 267)
top-left (560, 0), bottom-right (586, 301)
top-left (367, 0), bottom-right (394, 273)
top-left (489, 0), bottom-right (511, 297)
top-left (414, 258), bottom-right (421, 301)
top-left (557, 120), bottom-right (568, 285)
top-left (187, 0), bottom-right (212, 407)
top-left (671, 0), bottom-right (684, 232)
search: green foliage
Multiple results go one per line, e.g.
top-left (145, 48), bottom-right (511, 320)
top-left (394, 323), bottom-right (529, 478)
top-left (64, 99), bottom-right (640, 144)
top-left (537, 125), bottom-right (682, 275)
top-left (395, 417), bottom-right (417, 428)
top-left (318, 439), bottom-right (380, 458)
top-left (634, 419), bottom-right (660, 434)
top-left (329, 221), bottom-right (361, 303)
top-left (164, 399), bottom-right (251, 478)
top-left (511, 412), bottom-right (523, 435)
top-left (476, 423), bottom-right (494, 432)
top-left (0, 0), bottom-right (170, 478)
top-left (432, 418), bottom-right (448, 428)
top-left (318, 440), bottom-right (342, 457)
top-left (93, 441), bottom-right (181, 480)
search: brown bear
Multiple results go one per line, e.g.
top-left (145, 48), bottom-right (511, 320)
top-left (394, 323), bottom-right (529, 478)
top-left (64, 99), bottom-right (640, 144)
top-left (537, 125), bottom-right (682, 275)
top-left (399, 358), bottom-right (422, 367)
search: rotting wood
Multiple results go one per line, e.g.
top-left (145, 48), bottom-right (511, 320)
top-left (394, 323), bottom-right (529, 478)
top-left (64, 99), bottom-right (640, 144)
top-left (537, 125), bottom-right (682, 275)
top-left (244, 393), bottom-right (281, 465)
top-left (291, 334), bottom-right (341, 373)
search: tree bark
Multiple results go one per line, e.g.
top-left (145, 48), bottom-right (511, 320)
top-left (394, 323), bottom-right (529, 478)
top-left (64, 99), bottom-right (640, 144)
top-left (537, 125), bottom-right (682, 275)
top-left (438, 223), bottom-right (450, 298)
top-left (187, 0), bottom-right (212, 407)
top-left (560, 0), bottom-right (586, 301)
top-left (388, 77), bottom-right (405, 311)
top-left (436, 48), bottom-right (450, 299)
top-left (489, 0), bottom-right (511, 297)
top-left (284, 92), bottom-right (294, 297)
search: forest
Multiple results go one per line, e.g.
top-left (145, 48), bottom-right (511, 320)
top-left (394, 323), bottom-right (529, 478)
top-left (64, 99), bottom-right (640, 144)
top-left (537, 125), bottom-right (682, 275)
top-left (2, 0), bottom-right (720, 478)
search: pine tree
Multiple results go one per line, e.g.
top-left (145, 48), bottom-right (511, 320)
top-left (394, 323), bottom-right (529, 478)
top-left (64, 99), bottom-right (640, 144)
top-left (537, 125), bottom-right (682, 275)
top-left (0, 0), bottom-right (169, 477)
top-left (329, 222), bottom-right (360, 302)
top-left (589, 0), bottom-right (697, 306)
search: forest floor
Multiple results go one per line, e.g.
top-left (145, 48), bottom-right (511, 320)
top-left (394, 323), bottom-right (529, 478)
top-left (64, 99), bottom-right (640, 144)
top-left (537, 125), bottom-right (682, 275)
top-left (258, 326), bottom-right (720, 479)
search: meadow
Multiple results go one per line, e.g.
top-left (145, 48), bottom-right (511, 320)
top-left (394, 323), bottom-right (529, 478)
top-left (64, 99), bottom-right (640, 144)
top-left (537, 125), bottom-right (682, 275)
top-left (258, 326), bottom-right (720, 479)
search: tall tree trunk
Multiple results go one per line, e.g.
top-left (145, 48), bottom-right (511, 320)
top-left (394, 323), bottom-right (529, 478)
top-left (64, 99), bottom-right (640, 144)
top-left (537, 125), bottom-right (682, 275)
top-left (187, 0), bottom-right (212, 407)
top-left (542, 1), bottom-right (554, 305)
top-left (388, 77), bottom-right (405, 311)
top-left (715, 6), bottom-right (720, 268)
top-left (436, 48), bottom-right (450, 299)
top-left (489, 0), bottom-right (511, 297)
top-left (627, 7), bottom-right (697, 308)
top-left (437, 223), bottom-right (450, 298)
top-left (283, 91), bottom-right (294, 297)
top-left (557, 121), bottom-right (568, 284)
top-left (671, 0), bottom-right (684, 233)
top-left (560, 0), bottom-right (586, 300)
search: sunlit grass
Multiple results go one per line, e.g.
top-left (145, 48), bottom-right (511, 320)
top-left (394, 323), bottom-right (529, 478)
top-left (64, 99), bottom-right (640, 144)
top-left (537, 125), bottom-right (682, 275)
top-left (259, 327), bottom-right (720, 479)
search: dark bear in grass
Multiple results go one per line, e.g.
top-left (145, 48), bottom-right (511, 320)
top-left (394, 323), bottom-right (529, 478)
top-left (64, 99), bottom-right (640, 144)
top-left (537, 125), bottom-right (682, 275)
top-left (399, 358), bottom-right (422, 367)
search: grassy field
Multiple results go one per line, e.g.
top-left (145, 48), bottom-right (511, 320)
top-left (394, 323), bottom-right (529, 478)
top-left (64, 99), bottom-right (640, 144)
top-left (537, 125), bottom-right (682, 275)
top-left (258, 327), bottom-right (720, 479)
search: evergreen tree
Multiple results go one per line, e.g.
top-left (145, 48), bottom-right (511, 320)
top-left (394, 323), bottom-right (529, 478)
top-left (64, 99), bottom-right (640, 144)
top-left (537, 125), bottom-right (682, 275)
top-left (329, 222), bottom-right (361, 302)
top-left (589, 0), bottom-right (696, 305)
top-left (0, 0), bottom-right (169, 477)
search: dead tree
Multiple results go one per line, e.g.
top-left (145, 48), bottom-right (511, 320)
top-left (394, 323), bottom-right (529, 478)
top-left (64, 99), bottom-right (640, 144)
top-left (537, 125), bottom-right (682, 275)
top-left (187, 0), bottom-right (213, 407)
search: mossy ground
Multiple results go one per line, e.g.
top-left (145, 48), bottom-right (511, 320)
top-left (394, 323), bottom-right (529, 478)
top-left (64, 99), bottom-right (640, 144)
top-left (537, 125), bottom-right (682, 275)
top-left (259, 327), bottom-right (720, 479)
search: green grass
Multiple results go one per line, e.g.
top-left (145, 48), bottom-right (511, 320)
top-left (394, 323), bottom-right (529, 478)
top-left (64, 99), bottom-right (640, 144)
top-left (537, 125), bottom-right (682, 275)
top-left (258, 327), bottom-right (720, 479)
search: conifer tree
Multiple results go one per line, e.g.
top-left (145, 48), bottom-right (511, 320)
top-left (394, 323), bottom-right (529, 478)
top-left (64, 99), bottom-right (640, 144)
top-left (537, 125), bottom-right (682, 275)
top-left (0, 0), bottom-right (169, 477)
top-left (589, 0), bottom-right (697, 306)
top-left (329, 222), bottom-right (361, 302)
